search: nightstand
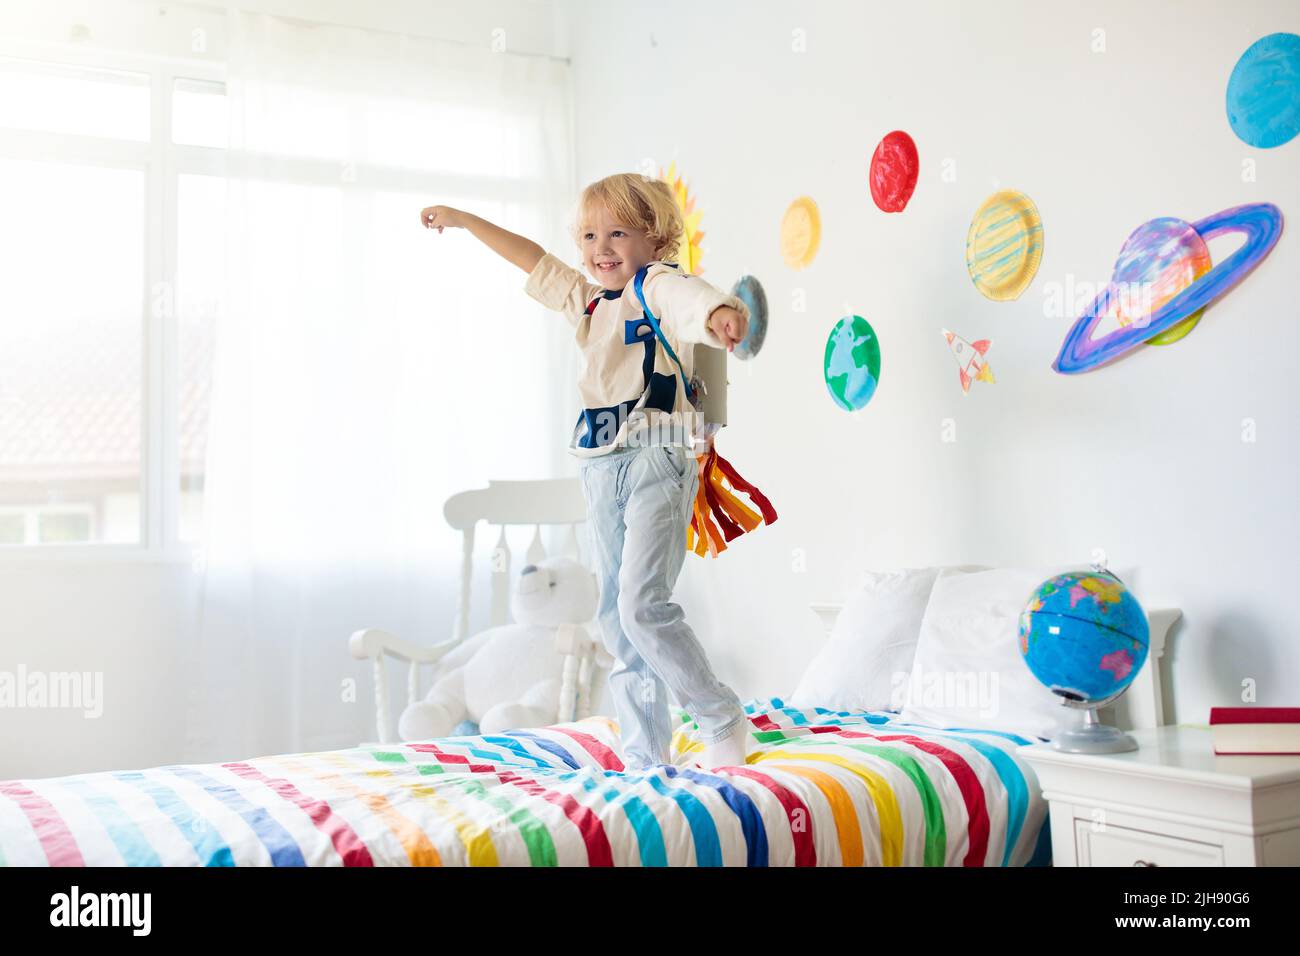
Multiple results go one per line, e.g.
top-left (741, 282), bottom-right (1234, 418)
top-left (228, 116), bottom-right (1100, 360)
top-left (1020, 724), bottom-right (1300, 866)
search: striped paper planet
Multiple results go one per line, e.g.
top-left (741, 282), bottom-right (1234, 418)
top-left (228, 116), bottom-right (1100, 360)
top-left (965, 189), bottom-right (1044, 302)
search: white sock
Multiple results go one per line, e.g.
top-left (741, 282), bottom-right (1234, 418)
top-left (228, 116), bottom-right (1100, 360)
top-left (698, 721), bottom-right (749, 769)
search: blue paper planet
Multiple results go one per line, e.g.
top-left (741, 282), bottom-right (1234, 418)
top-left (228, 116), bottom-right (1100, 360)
top-left (1054, 203), bottom-right (1283, 373)
top-left (730, 275), bottom-right (768, 360)
top-left (1226, 32), bottom-right (1300, 149)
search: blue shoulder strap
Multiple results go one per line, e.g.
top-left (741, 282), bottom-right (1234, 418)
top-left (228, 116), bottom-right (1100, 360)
top-left (633, 264), bottom-right (695, 403)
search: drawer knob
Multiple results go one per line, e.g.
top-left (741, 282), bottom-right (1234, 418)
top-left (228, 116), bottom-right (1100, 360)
top-left (1132, 859), bottom-right (1158, 867)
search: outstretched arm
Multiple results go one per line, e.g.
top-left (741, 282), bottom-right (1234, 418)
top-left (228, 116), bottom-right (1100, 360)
top-left (643, 270), bottom-right (750, 352)
top-left (420, 205), bottom-right (545, 274)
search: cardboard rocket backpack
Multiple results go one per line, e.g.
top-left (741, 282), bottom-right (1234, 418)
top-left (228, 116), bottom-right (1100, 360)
top-left (633, 266), bottom-right (777, 557)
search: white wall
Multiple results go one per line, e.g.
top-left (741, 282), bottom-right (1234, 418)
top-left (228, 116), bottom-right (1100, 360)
top-left (561, 0), bottom-right (1300, 723)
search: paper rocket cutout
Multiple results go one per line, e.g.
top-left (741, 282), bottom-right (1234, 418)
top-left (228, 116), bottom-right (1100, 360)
top-left (942, 329), bottom-right (996, 393)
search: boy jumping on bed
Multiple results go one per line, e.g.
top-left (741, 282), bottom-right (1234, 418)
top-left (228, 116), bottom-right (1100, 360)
top-left (420, 173), bottom-right (751, 771)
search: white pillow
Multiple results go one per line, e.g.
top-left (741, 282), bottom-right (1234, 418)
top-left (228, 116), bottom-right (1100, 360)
top-left (898, 567), bottom-right (1075, 740)
top-left (789, 567), bottom-right (960, 713)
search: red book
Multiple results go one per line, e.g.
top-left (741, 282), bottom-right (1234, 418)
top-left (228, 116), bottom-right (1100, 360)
top-left (1209, 707), bottom-right (1300, 755)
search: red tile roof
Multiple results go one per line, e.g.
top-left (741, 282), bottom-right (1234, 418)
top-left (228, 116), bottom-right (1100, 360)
top-left (0, 315), bottom-right (212, 484)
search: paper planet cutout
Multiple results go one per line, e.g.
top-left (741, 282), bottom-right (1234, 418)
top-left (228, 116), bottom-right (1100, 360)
top-left (781, 196), bottom-right (821, 270)
top-left (1112, 217), bottom-right (1211, 346)
top-left (824, 315), bottom-right (881, 411)
top-left (1054, 203), bottom-right (1283, 374)
top-left (869, 130), bottom-right (919, 213)
top-left (1226, 32), bottom-right (1300, 149)
top-left (730, 275), bottom-right (768, 360)
top-left (965, 189), bottom-right (1044, 301)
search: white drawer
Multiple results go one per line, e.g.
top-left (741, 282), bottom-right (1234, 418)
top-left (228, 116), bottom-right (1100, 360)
top-left (1076, 820), bottom-right (1224, 867)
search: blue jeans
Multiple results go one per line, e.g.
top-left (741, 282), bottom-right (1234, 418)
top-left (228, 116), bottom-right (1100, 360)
top-left (579, 442), bottom-right (746, 770)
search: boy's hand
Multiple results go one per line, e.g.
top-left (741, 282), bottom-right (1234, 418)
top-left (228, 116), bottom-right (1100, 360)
top-left (420, 205), bottom-right (465, 232)
top-left (707, 306), bottom-right (748, 351)
top-left (420, 205), bottom-right (545, 273)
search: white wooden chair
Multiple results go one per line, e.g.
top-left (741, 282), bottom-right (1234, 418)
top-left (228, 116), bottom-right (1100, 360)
top-left (349, 477), bottom-right (612, 744)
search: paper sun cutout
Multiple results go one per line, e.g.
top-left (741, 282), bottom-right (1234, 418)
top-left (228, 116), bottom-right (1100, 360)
top-left (660, 162), bottom-right (704, 275)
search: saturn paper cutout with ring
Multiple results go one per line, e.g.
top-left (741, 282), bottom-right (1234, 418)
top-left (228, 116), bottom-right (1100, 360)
top-left (1053, 203), bottom-right (1283, 374)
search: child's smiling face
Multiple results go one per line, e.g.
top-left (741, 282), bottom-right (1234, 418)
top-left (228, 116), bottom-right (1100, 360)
top-left (580, 203), bottom-right (659, 291)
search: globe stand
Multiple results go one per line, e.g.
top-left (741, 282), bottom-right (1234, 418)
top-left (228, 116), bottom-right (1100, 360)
top-left (1053, 694), bottom-right (1138, 754)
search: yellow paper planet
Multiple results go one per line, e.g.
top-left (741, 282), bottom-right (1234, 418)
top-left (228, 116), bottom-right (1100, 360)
top-left (965, 189), bottom-right (1043, 301)
top-left (781, 196), bottom-right (821, 270)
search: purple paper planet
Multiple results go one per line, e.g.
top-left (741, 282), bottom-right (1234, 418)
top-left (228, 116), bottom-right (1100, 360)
top-left (1111, 217), bottom-right (1211, 346)
top-left (1053, 203), bottom-right (1283, 374)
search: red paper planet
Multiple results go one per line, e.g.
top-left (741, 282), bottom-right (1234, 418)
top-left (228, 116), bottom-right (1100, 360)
top-left (869, 130), bottom-right (919, 213)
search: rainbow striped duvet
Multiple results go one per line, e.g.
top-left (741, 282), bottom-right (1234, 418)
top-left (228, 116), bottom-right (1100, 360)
top-left (0, 698), bottom-right (1051, 866)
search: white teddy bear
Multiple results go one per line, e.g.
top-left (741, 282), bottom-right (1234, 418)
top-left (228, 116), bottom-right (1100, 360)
top-left (397, 556), bottom-right (610, 741)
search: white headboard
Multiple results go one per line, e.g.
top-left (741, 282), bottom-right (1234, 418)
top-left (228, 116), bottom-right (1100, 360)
top-left (807, 603), bottom-right (1181, 732)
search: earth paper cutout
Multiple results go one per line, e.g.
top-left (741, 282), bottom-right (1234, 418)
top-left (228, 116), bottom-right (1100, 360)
top-left (824, 315), bottom-right (881, 411)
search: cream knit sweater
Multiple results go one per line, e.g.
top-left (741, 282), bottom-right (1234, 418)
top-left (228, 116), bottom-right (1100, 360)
top-left (524, 252), bottom-right (747, 458)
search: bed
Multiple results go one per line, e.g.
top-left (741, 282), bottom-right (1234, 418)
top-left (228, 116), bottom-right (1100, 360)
top-left (0, 696), bottom-right (1052, 867)
top-left (1, 593), bottom-right (1178, 868)
top-left (0, 478), bottom-right (1175, 867)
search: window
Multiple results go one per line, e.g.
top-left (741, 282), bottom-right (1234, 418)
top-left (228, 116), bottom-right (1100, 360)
top-left (0, 49), bottom-right (195, 554)
top-left (0, 57), bottom-right (150, 141)
top-left (0, 155), bottom-right (146, 545)
top-left (0, 25), bottom-right (565, 556)
top-left (172, 78), bottom-right (229, 149)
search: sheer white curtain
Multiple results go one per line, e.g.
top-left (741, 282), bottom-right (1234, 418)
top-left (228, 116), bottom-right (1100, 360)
top-left (185, 11), bottom-right (575, 761)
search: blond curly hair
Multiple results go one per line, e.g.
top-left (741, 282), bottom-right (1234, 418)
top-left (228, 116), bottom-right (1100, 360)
top-left (572, 173), bottom-right (684, 262)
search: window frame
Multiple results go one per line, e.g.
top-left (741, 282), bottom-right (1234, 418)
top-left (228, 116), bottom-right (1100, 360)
top-left (0, 42), bottom-right (182, 563)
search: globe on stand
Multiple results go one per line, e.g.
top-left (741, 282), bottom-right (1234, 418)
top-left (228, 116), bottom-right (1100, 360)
top-left (1019, 567), bottom-right (1150, 753)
